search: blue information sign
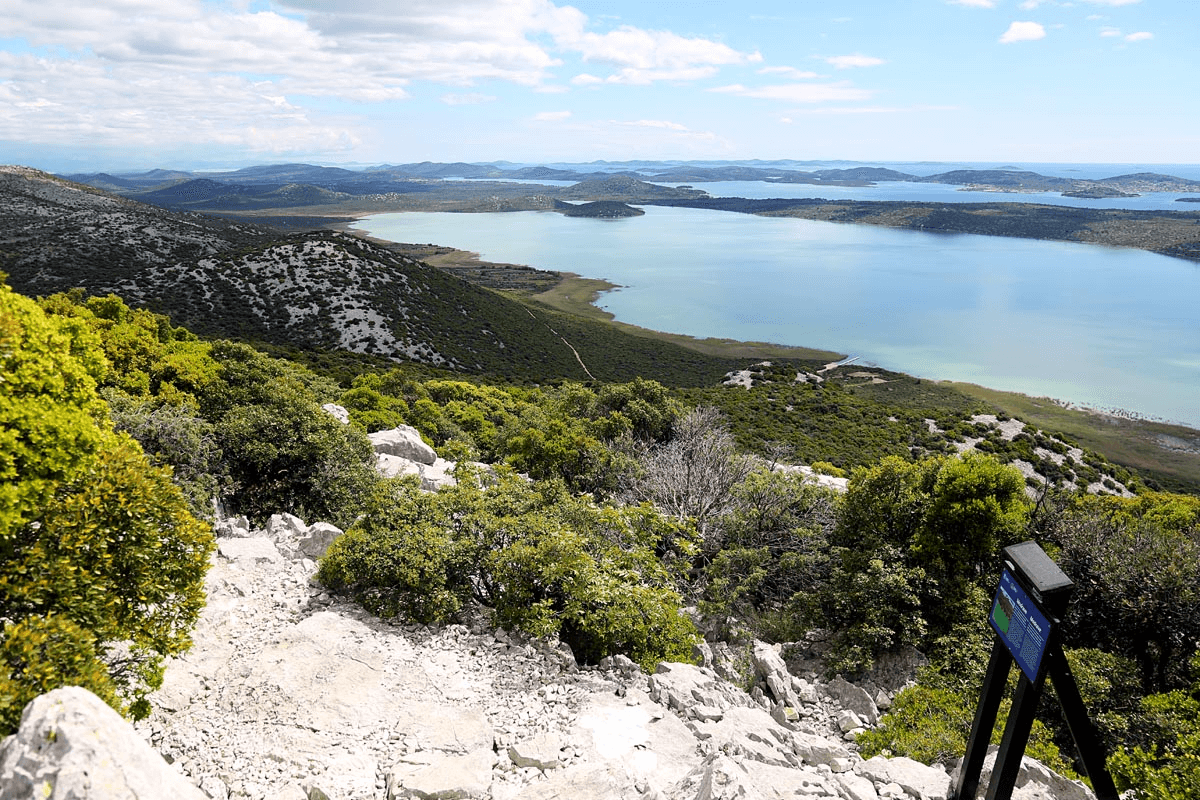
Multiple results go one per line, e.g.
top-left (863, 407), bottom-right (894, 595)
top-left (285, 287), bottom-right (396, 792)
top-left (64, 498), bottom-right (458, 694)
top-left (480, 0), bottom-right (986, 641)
top-left (989, 568), bottom-right (1053, 681)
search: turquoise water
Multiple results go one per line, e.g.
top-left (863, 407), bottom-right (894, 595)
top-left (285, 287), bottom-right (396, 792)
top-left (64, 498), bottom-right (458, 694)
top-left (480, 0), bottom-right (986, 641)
top-left (353, 207), bottom-right (1200, 427)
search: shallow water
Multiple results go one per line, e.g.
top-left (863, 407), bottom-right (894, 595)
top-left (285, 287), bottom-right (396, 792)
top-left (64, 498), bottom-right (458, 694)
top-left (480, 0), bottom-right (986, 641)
top-left (353, 206), bottom-right (1200, 427)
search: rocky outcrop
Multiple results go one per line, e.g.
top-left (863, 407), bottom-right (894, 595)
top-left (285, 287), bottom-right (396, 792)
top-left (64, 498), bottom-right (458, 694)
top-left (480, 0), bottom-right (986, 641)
top-left (365, 425), bottom-right (489, 491)
top-left (0, 686), bottom-right (208, 800)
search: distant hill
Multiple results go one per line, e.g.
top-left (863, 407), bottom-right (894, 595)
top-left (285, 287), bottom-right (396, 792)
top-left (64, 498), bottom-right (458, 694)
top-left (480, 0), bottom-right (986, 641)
top-left (0, 165), bottom-right (743, 385)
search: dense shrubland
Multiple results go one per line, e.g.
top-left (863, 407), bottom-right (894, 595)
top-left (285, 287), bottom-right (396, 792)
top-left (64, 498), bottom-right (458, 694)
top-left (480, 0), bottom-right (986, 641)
top-left (3, 279), bottom-right (1197, 796)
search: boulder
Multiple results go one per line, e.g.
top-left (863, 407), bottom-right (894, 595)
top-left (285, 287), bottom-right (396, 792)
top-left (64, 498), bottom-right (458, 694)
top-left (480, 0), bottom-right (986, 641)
top-left (386, 748), bottom-right (494, 800)
top-left (507, 734), bottom-right (563, 770)
top-left (572, 693), bottom-right (697, 790)
top-left (671, 752), bottom-right (837, 800)
top-left (267, 512), bottom-right (308, 542)
top-left (836, 771), bottom-right (881, 800)
top-left (692, 706), bottom-right (798, 768)
top-left (513, 763), bottom-right (642, 800)
top-left (825, 675), bottom-right (880, 725)
top-left (298, 522), bottom-right (343, 560)
top-left (370, 426), bottom-right (437, 466)
top-left (750, 641), bottom-right (799, 709)
top-left (952, 748), bottom-right (1095, 800)
top-left (855, 755), bottom-right (952, 800)
top-left (321, 403), bottom-right (351, 425)
top-left (791, 729), bottom-right (851, 768)
top-left (217, 536), bottom-right (283, 565)
top-left (0, 686), bottom-right (208, 800)
top-left (649, 662), bottom-right (753, 713)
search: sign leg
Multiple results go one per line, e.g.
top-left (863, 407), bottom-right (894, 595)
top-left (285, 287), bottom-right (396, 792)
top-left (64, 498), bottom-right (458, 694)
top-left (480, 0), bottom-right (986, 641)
top-left (985, 671), bottom-right (1046, 800)
top-left (954, 637), bottom-right (1012, 800)
top-left (1045, 646), bottom-right (1119, 800)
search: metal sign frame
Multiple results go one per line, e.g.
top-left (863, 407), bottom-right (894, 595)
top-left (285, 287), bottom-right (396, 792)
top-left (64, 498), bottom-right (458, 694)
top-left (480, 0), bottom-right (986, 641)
top-left (953, 541), bottom-right (1118, 800)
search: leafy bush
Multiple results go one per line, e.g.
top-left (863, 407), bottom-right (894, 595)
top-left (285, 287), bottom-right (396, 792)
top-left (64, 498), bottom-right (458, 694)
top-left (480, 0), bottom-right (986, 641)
top-left (318, 471), bottom-right (698, 670)
top-left (1, 282), bottom-right (212, 733)
top-left (1108, 657), bottom-right (1200, 799)
top-left (820, 453), bottom-right (1028, 673)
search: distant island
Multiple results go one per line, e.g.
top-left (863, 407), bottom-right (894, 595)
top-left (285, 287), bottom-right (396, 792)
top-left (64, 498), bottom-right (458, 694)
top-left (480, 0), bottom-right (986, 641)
top-left (553, 200), bottom-right (645, 218)
top-left (58, 161), bottom-right (1200, 263)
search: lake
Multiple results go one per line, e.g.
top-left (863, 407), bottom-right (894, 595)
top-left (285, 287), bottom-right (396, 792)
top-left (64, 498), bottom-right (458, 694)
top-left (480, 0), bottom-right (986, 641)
top-left (352, 206), bottom-right (1200, 428)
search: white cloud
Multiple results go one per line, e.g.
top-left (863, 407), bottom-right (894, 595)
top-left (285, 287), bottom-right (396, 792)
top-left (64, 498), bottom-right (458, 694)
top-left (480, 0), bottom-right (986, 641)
top-left (533, 110), bottom-right (572, 121)
top-left (620, 119), bottom-right (689, 130)
top-left (441, 93), bottom-right (496, 105)
top-left (999, 21), bottom-right (1047, 43)
top-left (0, 51), bottom-right (360, 153)
top-left (711, 82), bottom-right (873, 104)
top-left (949, 0), bottom-right (997, 8)
top-left (1100, 27), bottom-right (1122, 37)
top-left (823, 54), bottom-right (886, 69)
top-left (1125, 31), bottom-right (1153, 42)
top-left (758, 66), bottom-right (822, 80)
top-left (0, 0), bottom-right (765, 160)
top-left (1083, 0), bottom-right (1141, 5)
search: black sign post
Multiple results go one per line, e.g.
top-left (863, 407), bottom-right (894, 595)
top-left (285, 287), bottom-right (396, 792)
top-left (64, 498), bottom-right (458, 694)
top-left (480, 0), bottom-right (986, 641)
top-left (953, 541), bottom-right (1119, 800)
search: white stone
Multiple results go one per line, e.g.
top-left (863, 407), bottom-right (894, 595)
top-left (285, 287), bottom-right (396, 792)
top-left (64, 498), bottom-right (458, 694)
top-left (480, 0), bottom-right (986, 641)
top-left (387, 749), bottom-right (494, 799)
top-left (321, 403), bottom-right (351, 425)
top-left (0, 687), bottom-right (209, 800)
top-left (836, 771), bottom-right (880, 800)
top-left (508, 733), bottom-right (563, 770)
top-left (855, 756), bottom-right (952, 800)
top-left (370, 426), bottom-right (437, 466)
top-left (216, 536), bottom-right (283, 564)
top-left (298, 522), bottom-right (343, 559)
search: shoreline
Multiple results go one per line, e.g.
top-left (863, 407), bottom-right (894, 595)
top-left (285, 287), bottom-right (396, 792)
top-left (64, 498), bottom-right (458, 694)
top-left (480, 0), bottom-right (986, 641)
top-left (342, 210), bottom-right (1198, 431)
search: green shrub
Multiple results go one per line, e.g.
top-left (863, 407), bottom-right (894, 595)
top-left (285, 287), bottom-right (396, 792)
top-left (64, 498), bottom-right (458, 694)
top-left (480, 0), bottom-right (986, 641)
top-left (1, 282), bottom-right (212, 733)
top-left (319, 471), bottom-right (697, 670)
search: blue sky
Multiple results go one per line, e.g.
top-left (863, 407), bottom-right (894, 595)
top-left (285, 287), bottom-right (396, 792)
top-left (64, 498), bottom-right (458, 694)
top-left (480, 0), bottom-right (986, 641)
top-left (1, 0), bottom-right (1194, 171)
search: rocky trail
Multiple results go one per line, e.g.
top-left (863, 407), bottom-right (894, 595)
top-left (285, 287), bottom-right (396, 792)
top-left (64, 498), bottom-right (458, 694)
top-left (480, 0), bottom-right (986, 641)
top-left (1, 503), bottom-right (1097, 800)
top-left (0, 423), bottom-right (1101, 799)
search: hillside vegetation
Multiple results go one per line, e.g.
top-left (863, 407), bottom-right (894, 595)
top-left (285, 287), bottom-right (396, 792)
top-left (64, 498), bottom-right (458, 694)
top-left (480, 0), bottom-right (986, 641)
top-left (3, 278), bottom-right (1198, 797)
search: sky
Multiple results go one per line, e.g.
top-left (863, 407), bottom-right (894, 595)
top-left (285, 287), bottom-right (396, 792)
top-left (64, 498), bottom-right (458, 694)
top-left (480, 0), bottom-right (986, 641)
top-left (1, 0), bottom-right (1196, 171)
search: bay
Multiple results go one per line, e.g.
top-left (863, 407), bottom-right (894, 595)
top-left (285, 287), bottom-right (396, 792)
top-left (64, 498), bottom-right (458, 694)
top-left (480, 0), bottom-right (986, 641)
top-left (352, 206), bottom-right (1200, 428)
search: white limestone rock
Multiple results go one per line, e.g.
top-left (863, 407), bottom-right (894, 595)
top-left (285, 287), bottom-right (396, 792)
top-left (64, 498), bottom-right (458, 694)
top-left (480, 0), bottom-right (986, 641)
top-left (751, 641), bottom-right (799, 709)
top-left (507, 734), bottom-right (563, 770)
top-left (954, 749), bottom-right (1096, 800)
top-left (672, 752), bottom-right (836, 800)
top-left (855, 755), bottom-right (952, 800)
top-left (370, 426), bottom-right (437, 466)
top-left (825, 675), bottom-right (880, 726)
top-left (0, 686), bottom-right (208, 800)
top-left (217, 536), bottom-right (283, 565)
top-left (649, 661), bottom-right (753, 713)
top-left (836, 770), bottom-right (881, 800)
top-left (298, 522), bottom-right (343, 560)
top-left (791, 729), bottom-right (851, 768)
top-left (386, 748), bottom-right (494, 800)
top-left (321, 403), bottom-right (351, 425)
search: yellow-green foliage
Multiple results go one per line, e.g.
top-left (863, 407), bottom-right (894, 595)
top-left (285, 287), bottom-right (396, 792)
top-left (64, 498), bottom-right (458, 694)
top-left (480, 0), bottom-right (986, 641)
top-left (319, 471), bottom-right (698, 671)
top-left (1108, 657), bottom-right (1200, 799)
top-left (1, 282), bottom-right (213, 733)
top-left (0, 286), bottom-right (108, 534)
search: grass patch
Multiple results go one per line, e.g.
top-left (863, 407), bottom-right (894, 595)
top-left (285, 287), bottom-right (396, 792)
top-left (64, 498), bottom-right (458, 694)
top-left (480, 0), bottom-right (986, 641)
top-left (530, 275), bottom-right (845, 363)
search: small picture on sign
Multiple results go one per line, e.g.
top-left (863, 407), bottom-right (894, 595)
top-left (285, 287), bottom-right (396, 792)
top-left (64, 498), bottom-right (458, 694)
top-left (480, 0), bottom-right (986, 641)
top-left (992, 590), bottom-right (1014, 634)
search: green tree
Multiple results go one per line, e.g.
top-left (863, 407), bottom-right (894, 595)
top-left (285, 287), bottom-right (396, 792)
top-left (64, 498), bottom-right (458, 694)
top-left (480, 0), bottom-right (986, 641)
top-left (822, 453), bottom-right (1028, 673)
top-left (1048, 493), bottom-right (1200, 694)
top-left (1, 282), bottom-right (212, 733)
